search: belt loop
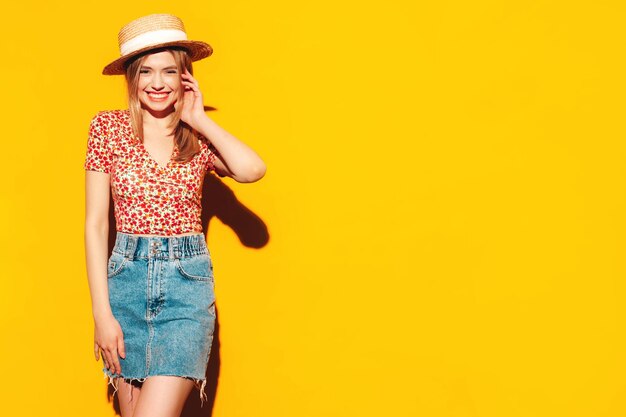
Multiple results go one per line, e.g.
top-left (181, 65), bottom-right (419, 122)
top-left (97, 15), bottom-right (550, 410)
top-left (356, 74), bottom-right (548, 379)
top-left (125, 235), bottom-right (137, 260)
top-left (172, 237), bottom-right (180, 260)
top-left (202, 236), bottom-right (209, 255)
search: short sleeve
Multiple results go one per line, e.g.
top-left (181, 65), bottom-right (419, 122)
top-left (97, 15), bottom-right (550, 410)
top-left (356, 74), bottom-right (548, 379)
top-left (206, 142), bottom-right (221, 172)
top-left (83, 111), bottom-right (114, 173)
top-left (199, 134), bottom-right (225, 177)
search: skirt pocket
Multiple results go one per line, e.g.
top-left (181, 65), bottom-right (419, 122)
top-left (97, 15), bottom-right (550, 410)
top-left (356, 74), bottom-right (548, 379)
top-left (174, 253), bottom-right (213, 282)
top-left (107, 251), bottom-right (129, 279)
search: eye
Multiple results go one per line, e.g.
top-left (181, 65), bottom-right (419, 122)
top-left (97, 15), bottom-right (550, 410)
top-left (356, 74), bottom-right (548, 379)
top-left (140, 69), bottom-right (149, 74)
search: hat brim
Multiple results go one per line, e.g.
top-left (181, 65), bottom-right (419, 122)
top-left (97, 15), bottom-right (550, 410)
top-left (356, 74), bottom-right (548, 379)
top-left (102, 40), bottom-right (213, 75)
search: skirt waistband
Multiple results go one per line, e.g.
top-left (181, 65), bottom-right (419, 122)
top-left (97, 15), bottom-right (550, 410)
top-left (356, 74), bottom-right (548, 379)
top-left (113, 232), bottom-right (209, 260)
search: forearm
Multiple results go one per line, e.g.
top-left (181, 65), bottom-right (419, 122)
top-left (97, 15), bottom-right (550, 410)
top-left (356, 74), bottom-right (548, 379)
top-left (84, 222), bottom-right (113, 320)
top-left (193, 113), bottom-right (266, 182)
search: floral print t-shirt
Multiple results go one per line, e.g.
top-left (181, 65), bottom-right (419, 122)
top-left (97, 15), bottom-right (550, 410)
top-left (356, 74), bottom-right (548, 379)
top-left (83, 109), bottom-right (222, 236)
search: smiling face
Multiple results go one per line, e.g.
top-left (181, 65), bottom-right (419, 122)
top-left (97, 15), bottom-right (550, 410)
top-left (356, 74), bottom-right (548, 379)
top-left (136, 50), bottom-right (182, 112)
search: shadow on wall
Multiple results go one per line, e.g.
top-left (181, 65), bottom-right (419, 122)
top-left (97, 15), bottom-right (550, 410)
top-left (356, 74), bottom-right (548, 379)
top-left (103, 172), bottom-right (270, 416)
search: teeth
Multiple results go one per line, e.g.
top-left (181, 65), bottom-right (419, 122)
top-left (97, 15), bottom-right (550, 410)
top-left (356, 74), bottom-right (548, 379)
top-left (148, 93), bottom-right (168, 98)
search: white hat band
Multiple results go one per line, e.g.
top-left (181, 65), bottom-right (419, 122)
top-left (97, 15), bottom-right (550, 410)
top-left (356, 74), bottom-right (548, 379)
top-left (120, 29), bottom-right (188, 56)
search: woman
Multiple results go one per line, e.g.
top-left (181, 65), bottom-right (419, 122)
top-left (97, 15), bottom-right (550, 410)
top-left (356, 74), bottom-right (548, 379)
top-left (84, 13), bottom-right (266, 417)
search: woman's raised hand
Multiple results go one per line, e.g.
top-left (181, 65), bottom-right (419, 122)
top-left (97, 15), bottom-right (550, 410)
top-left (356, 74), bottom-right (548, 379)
top-left (94, 314), bottom-right (126, 375)
top-left (178, 67), bottom-right (207, 129)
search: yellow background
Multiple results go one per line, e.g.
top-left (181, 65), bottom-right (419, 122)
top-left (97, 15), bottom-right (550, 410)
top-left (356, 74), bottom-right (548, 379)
top-left (1, 1), bottom-right (625, 416)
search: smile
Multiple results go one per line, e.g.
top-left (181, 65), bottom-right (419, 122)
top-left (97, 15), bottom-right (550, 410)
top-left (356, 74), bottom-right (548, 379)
top-left (146, 92), bottom-right (171, 100)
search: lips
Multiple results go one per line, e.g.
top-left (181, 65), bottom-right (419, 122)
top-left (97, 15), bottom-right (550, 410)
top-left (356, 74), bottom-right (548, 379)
top-left (145, 91), bottom-right (172, 102)
top-left (146, 91), bottom-right (170, 98)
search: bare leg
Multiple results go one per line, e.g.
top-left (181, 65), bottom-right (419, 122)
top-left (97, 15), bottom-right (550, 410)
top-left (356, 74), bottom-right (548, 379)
top-left (116, 378), bottom-right (143, 417)
top-left (131, 376), bottom-right (194, 417)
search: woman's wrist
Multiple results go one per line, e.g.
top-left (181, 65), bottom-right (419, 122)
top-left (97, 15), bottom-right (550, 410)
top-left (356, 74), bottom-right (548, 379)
top-left (190, 111), bottom-right (210, 133)
top-left (92, 307), bottom-right (114, 321)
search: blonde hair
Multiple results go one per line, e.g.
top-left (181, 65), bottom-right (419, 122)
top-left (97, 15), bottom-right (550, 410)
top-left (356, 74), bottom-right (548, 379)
top-left (124, 47), bottom-right (205, 164)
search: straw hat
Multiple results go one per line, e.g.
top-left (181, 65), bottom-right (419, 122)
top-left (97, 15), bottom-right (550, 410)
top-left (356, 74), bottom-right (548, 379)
top-left (102, 13), bottom-right (213, 75)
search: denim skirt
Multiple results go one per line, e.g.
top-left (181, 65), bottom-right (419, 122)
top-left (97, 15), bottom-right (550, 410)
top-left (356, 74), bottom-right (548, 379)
top-left (102, 231), bottom-right (216, 406)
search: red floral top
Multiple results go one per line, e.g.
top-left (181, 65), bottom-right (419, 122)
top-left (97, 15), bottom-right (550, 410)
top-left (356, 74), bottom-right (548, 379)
top-left (83, 109), bottom-right (222, 236)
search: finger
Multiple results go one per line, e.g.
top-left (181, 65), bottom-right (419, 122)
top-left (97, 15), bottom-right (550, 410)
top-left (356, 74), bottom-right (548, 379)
top-left (101, 350), bottom-right (109, 370)
top-left (182, 81), bottom-right (200, 93)
top-left (182, 79), bottom-right (197, 89)
top-left (94, 342), bottom-right (100, 360)
top-left (182, 73), bottom-right (199, 86)
top-left (100, 349), bottom-right (109, 369)
top-left (103, 349), bottom-right (115, 373)
top-left (118, 337), bottom-right (126, 359)
top-left (107, 348), bottom-right (119, 373)
top-left (111, 350), bottom-right (122, 375)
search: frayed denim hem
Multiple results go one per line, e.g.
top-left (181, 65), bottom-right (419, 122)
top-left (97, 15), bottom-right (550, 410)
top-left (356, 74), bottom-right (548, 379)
top-left (103, 370), bottom-right (208, 407)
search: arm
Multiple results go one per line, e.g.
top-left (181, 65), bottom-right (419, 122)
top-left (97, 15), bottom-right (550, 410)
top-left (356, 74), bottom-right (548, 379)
top-left (84, 170), bottom-right (113, 321)
top-left (83, 111), bottom-right (125, 375)
top-left (85, 170), bottom-right (125, 375)
top-left (193, 113), bottom-right (267, 183)
top-left (179, 68), bottom-right (266, 182)
top-left (84, 112), bottom-right (115, 320)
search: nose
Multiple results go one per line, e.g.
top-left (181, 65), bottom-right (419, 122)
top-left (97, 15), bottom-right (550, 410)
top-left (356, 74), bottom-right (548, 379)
top-left (150, 72), bottom-right (165, 89)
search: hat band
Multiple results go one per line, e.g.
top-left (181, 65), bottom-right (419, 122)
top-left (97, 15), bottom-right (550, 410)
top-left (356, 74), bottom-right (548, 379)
top-left (120, 29), bottom-right (188, 56)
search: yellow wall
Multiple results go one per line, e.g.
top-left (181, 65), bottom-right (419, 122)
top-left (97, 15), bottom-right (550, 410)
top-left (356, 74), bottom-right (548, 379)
top-left (1, 1), bottom-right (625, 416)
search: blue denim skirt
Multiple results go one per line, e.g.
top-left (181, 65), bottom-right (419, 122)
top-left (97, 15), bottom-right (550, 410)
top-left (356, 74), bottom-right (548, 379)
top-left (103, 232), bottom-right (216, 406)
